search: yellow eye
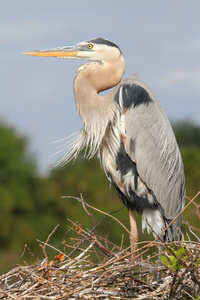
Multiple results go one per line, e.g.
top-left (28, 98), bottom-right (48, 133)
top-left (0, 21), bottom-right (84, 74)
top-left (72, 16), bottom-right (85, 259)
top-left (87, 44), bottom-right (93, 49)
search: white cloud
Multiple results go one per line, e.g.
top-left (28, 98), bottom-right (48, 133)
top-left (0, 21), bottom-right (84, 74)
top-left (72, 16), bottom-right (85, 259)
top-left (0, 20), bottom-right (72, 46)
top-left (157, 68), bottom-right (200, 87)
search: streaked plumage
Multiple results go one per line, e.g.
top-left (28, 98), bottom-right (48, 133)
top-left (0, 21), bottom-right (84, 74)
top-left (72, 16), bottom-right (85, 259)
top-left (24, 38), bottom-right (185, 245)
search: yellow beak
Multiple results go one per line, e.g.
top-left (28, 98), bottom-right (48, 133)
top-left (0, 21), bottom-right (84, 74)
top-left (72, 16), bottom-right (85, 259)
top-left (23, 46), bottom-right (78, 58)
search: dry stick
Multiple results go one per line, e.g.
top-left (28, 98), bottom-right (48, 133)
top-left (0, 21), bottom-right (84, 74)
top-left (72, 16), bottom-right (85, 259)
top-left (73, 242), bottom-right (155, 279)
top-left (79, 193), bottom-right (97, 232)
top-left (63, 195), bottom-right (131, 236)
top-left (0, 288), bottom-right (17, 300)
top-left (20, 244), bottom-right (39, 261)
top-left (144, 218), bottom-right (167, 279)
top-left (36, 239), bottom-right (66, 256)
top-left (175, 249), bottom-right (200, 287)
top-left (58, 223), bottom-right (76, 252)
top-left (162, 240), bottom-right (200, 296)
top-left (65, 193), bottom-right (200, 261)
top-left (66, 195), bottom-right (145, 262)
top-left (183, 220), bottom-right (200, 233)
top-left (77, 238), bottom-right (161, 280)
top-left (73, 193), bottom-right (200, 280)
top-left (68, 230), bottom-right (123, 253)
top-left (54, 283), bottom-right (92, 300)
top-left (153, 191), bottom-right (200, 245)
top-left (66, 196), bottom-right (166, 268)
top-left (190, 197), bottom-right (200, 219)
top-left (0, 241), bottom-right (197, 298)
top-left (96, 232), bottom-right (123, 251)
top-left (39, 224), bottom-right (60, 264)
top-left (79, 194), bottom-right (113, 255)
top-left (168, 258), bottom-right (195, 300)
top-left (4, 194), bottom-right (198, 300)
top-left (0, 227), bottom-right (198, 299)
top-left (60, 242), bottom-right (95, 270)
top-left (84, 214), bottom-right (161, 265)
top-left (183, 220), bottom-right (200, 241)
top-left (62, 195), bottom-right (128, 260)
top-left (17, 264), bottom-right (45, 289)
top-left (166, 195), bottom-right (200, 288)
top-left (67, 217), bottom-right (113, 257)
top-left (168, 272), bottom-right (179, 300)
top-left (61, 220), bottom-right (95, 261)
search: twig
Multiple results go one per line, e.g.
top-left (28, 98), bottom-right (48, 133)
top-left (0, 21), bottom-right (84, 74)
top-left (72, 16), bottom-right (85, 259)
top-left (183, 219), bottom-right (200, 241)
top-left (62, 195), bottom-right (130, 235)
top-left (38, 224), bottom-right (60, 265)
top-left (153, 191), bottom-right (200, 244)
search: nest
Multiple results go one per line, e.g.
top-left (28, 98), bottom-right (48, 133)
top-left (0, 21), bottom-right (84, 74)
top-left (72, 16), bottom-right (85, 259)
top-left (0, 193), bottom-right (200, 300)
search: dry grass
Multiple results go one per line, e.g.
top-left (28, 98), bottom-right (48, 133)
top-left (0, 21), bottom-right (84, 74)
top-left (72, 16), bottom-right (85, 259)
top-left (0, 192), bottom-right (199, 300)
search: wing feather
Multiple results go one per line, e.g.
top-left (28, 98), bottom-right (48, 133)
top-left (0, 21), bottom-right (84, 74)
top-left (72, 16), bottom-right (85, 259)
top-left (118, 75), bottom-right (185, 220)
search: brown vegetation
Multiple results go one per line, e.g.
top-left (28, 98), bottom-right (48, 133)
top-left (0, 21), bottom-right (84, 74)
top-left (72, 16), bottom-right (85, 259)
top-left (0, 192), bottom-right (199, 300)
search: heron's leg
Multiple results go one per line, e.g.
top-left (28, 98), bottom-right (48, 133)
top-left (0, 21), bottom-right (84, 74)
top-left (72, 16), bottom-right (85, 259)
top-left (156, 245), bottom-right (162, 282)
top-left (129, 208), bottom-right (138, 263)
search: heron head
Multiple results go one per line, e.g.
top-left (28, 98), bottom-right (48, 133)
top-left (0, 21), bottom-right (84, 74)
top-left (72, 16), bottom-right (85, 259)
top-left (23, 38), bottom-right (123, 63)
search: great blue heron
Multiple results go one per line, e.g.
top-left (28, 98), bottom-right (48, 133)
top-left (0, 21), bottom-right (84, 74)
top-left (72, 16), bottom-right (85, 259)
top-left (24, 38), bottom-right (185, 258)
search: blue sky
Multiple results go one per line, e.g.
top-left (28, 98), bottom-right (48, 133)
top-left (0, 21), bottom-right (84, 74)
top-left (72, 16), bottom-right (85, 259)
top-left (1, 0), bottom-right (200, 174)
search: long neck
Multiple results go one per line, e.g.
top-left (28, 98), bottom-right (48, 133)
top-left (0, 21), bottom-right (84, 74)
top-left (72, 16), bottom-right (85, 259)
top-left (71, 54), bottom-right (125, 158)
top-left (73, 54), bottom-right (125, 128)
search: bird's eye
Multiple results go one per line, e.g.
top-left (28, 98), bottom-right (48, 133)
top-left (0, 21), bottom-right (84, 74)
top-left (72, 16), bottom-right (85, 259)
top-left (87, 44), bottom-right (93, 49)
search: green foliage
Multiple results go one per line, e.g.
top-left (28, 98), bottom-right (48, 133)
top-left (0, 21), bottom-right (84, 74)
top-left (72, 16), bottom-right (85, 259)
top-left (172, 121), bottom-right (200, 196)
top-left (180, 147), bottom-right (200, 197)
top-left (0, 122), bottom-right (38, 247)
top-left (195, 257), bottom-right (200, 268)
top-left (172, 120), bottom-right (200, 147)
top-left (160, 244), bottom-right (188, 272)
top-left (173, 121), bottom-right (200, 231)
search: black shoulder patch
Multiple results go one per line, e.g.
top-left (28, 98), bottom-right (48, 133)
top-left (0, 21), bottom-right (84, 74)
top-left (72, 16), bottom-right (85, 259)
top-left (114, 83), bottom-right (153, 110)
top-left (86, 38), bottom-right (122, 53)
top-left (116, 141), bottom-right (138, 189)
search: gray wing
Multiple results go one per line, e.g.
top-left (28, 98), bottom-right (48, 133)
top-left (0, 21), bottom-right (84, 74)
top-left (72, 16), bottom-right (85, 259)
top-left (115, 74), bottom-right (185, 220)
